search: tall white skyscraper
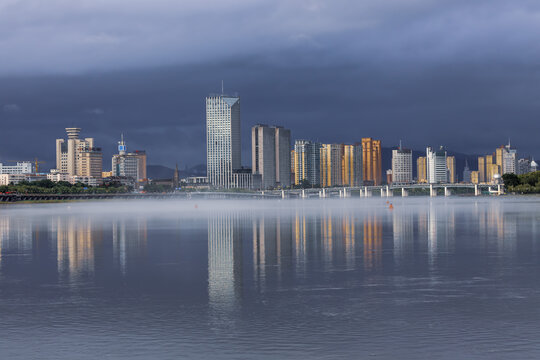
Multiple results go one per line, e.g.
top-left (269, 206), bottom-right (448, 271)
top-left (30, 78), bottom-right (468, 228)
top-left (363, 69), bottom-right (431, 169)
top-left (391, 146), bottom-right (413, 184)
top-left (426, 146), bottom-right (448, 184)
top-left (502, 143), bottom-right (518, 174)
top-left (206, 94), bottom-right (241, 188)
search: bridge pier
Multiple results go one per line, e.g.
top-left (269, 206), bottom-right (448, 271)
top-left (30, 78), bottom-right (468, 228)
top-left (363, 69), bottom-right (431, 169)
top-left (281, 190), bottom-right (286, 199)
top-left (430, 184), bottom-right (436, 197)
top-left (402, 188), bottom-right (408, 197)
top-left (444, 187), bottom-right (451, 197)
top-left (386, 185), bottom-right (392, 197)
top-left (498, 184), bottom-right (504, 195)
top-left (359, 188), bottom-right (363, 197)
top-left (474, 184), bottom-right (480, 196)
top-left (380, 188), bottom-right (386, 197)
top-left (364, 187), bottom-right (371, 197)
top-left (302, 189), bottom-right (306, 198)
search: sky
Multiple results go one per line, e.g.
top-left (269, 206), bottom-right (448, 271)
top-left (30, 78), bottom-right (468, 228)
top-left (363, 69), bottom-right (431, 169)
top-left (1, 0), bottom-right (540, 169)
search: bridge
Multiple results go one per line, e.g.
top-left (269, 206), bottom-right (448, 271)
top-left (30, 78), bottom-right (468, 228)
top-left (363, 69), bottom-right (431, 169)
top-left (265, 183), bottom-right (505, 199)
top-left (0, 183), bottom-right (503, 202)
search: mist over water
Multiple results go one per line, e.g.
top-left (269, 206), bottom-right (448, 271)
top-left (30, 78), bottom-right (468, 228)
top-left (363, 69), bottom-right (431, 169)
top-left (1, 198), bottom-right (540, 359)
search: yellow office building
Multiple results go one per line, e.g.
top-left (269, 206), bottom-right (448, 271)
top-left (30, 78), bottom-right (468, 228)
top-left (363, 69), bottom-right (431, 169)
top-left (362, 138), bottom-right (382, 186)
top-left (417, 156), bottom-right (427, 183)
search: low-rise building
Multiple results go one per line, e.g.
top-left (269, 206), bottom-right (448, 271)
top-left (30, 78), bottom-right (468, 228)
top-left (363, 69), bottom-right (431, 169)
top-left (0, 174), bottom-right (26, 185)
top-left (0, 162), bottom-right (33, 174)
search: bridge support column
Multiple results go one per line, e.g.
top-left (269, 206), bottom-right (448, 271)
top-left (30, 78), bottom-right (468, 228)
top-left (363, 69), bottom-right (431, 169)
top-left (498, 184), bottom-right (503, 195)
top-left (402, 188), bottom-right (408, 197)
top-left (359, 188), bottom-right (363, 197)
top-left (380, 188), bottom-right (386, 197)
top-left (386, 185), bottom-right (392, 197)
top-left (343, 188), bottom-right (348, 198)
top-left (302, 189), bottom-right (306, 198)
top-left (322, 188), bottom-right (327, 198)
top-left (474, 184), bottom-right (480, 196)
top-left (281, 190), bottom-right (286, 199)
top-left (444, 187), bottom-right (450, 197)
top-left (430, 184), bottom-right (436, 197)
top-left (364, 187), bottom-right (371, 197)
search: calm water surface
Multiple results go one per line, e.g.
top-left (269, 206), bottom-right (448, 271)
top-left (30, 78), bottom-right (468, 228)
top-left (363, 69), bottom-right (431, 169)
top-left (1, 197), bottom-right (540, 359)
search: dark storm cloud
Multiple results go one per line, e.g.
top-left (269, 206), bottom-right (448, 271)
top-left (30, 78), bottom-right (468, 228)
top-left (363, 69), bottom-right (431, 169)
top-left (0, 0), bottom-right (539, 169)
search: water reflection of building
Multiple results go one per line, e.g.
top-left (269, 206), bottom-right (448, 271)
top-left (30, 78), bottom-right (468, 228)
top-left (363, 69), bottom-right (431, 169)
top-left (363, 214), bottom-right (382, 271)
top-left (207, 213), bottom-right (244, 312)
top-left (54, 217), bottom-right (103, 283)
top-left (426, 203), bottom-right (456, 266)
top-left (112, 218), bottom-right (148, 275)
top-left (252, 215), bottom-right (293, 287)
top-left (0, 216), bottom-right (34, 270)
top-left (392, 210), bottom-right (414, 265)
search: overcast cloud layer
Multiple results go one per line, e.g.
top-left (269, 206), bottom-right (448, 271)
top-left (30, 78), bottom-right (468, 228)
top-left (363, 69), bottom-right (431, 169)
top-left (1, 0), bottom-right (540, 168)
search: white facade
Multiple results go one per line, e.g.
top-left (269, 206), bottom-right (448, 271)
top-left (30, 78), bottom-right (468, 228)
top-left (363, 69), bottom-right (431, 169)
top-left (391, 148), bottom-right (413, 184)
top-left (56, 128), bottom-right (102, 178)
top-left (426, 146), bottom-right (448, 184)
top-left (206, 95), bottom-right (242, 188)
top-left (0, 174), bottom-right (26, 185)
top-left (502, 146), bottom-right (518, 174)
top-left (0, 162), bottom-right (33, 174)
top-left (47, 170), bottom-right (71, 183)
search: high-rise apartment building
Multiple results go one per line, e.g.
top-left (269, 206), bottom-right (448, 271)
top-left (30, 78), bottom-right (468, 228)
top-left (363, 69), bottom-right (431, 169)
top-left (111, 135), bottom-right (147, 183)
top-left (294, 140), bottom-right (321, 186)
top-left (417, 156), bottom-right (427, 183)
top-left (478, 156), bottom-right (485, 183)
top-left (342, 144), bottom-right (362, 187)
top-left (518, 158), bottom-right (531, 175)
top-left (485, 155), bottom-right (499, 182)
top-left (320, 144), bottom-right (344, 187)
top-left (502, 143), bottom-right (517, 175)
top-left (362, 138), bottom-right (382, 185)
top-left (252, 125), bottom-right (276, 189)
top-left (463, 160), bottom-right (471, 183)
top-left (206, 94), bottom-right (241, 188)
top-left (290, 149), bottom-right (296, 184)
top-left (447, 156), bottom-right (456, 183)
top-left (495, 147), bottom-right (504, 172)
top-left (251, 125), bottom-right (291, 189)
top-left (274, 127), bottom-right (291, 188)
top-left (471, 171), bottom-right (479, 184)
top-left (426, 146), bottom-right (447, 183)
top-left (391, 146), bottom-right (412, 184)
top-left (55, 127), bottom-right (102, 179)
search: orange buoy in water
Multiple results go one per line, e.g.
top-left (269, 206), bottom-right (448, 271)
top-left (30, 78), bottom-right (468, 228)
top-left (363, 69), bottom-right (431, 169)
top-left (389, 204), bottom-right (394, 210)
top-left (386, 201), bottom-right (390, 204)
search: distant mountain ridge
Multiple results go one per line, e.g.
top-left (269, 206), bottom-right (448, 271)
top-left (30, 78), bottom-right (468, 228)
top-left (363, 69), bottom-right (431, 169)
top-left (382, 147), bottom-right (480, 181)
top-left (147, 164), bottom-right (205, 179)
top-left (150, 149), bottom-right (479, 182)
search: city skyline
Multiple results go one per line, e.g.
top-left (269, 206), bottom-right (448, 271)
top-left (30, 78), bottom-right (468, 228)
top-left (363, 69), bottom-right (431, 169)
top-left (2, 1), bottom-right (540, 167)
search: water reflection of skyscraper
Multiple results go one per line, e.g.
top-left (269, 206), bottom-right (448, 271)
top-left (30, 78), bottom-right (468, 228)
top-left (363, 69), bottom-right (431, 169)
top-left (426, 203), bottom-right (456, 266)
top-left (393, 209), bottom-right (414, 266)
top-left (55, 216), bottom-right (102, 283)
top-left (112, 218), bottom-right (148, 276)
top-left (0, 216), bottom-right (33, 270)
top-left (363, 214), bottom-right (382, 271)
top-left (207, 212), bottom-right (244, 313)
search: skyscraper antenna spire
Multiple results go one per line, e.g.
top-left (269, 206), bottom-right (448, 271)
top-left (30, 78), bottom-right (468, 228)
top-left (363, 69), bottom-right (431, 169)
top-left (221, 80), bottom-right (224, 95)
top-left (399, 139), bottom-right (402, 150)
